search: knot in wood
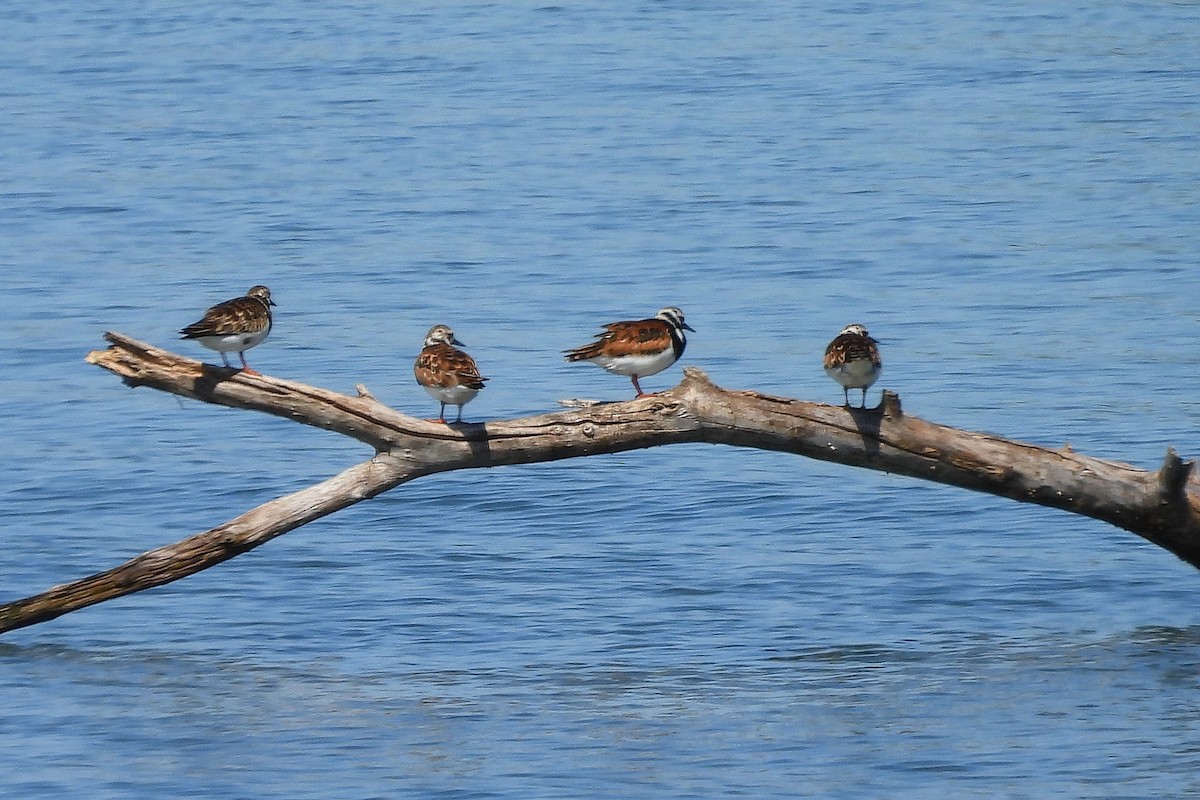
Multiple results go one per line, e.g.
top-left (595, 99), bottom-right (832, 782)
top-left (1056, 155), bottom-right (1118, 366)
top-left (582, 422), bottom-right (596, 438)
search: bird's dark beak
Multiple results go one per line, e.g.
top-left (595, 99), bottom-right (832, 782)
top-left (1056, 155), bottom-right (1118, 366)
top-left (451, 336), bottom-right (465, 346)
top-left (269, 299), bottom-right (278, 306)
top-left (683, 322), bottom-right (696, 332)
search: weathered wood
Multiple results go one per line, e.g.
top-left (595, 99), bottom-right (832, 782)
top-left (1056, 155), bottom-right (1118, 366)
top-left (0, 455), bottom-right (414, 633)
top-left (1, 331), bottom-right (1197, 634)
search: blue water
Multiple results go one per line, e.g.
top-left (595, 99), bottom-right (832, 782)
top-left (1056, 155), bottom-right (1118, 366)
top-left (3, 1), bottom-right (1200, 797)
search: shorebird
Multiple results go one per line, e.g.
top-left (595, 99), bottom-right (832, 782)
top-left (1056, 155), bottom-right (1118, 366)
top-left (179, 285), bottom-right (275, 375)
top-left (414, 324), bottom-right (488, 423)
top-left (823, 323), bottom-right (882, 408)
top-left (564, 307), bottom-right (694, 398)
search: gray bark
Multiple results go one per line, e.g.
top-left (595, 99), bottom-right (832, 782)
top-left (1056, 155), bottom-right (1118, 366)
top-left (1, 331), bottom-right (1196, 634)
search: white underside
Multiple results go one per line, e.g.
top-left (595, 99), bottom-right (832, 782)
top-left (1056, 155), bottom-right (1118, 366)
top-left (422, 384), bottom-right (479, 406)
top-left (825, 361), bottom-right (881, 389)
top-left (195, 329), bottom-right (269, 353)
top-left (587, 348), bottom-right (677, 378)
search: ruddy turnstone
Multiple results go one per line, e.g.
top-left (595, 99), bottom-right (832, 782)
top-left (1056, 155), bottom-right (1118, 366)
top-left (823, 323), bottom-right (882, 408)
top-left (564, 306), bottom-right (694, 398)
top-left (414, 324), bottom-right (488, 423)
top-left (179, 285), bottom-right (275, 375)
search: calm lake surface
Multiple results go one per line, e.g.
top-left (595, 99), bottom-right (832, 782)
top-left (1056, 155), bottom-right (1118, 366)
top-left (2, 1), bottom-right (1199, 797)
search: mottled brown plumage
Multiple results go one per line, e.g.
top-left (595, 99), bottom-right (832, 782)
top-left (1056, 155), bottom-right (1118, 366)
top-left (414, 324), bottom-right (487, 423)
top-left (414, 343), bottom-right (488, 391)
top-left (180, 285), bottom-right (275, 374)
top-left (565, 320), bottom-right (672, 360)
top-left (564, 307), bottom-right (694, 397)
top-left (823, 323), bottom-right (882, 408)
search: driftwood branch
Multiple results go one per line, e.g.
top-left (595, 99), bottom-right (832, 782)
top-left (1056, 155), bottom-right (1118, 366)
top-left (3, 331), bottom-right (1198, 634)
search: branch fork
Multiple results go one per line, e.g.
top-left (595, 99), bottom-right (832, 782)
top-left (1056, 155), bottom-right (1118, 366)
top-left (1, 331), bottom-right (1197, 635)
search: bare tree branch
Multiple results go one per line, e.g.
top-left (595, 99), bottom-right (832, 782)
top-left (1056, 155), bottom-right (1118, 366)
top-left (2, 331), bottom-right (1196, 634)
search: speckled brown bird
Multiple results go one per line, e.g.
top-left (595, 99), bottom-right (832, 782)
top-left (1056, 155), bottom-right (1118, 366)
top-left (823, 323), bottom-right (882, 408)
top-left (414, 324), bottom-right (488, 423)
top-left (179, 285), bottom-right (275, 375)
top-left (564, 307), bottom-right (694, 398)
